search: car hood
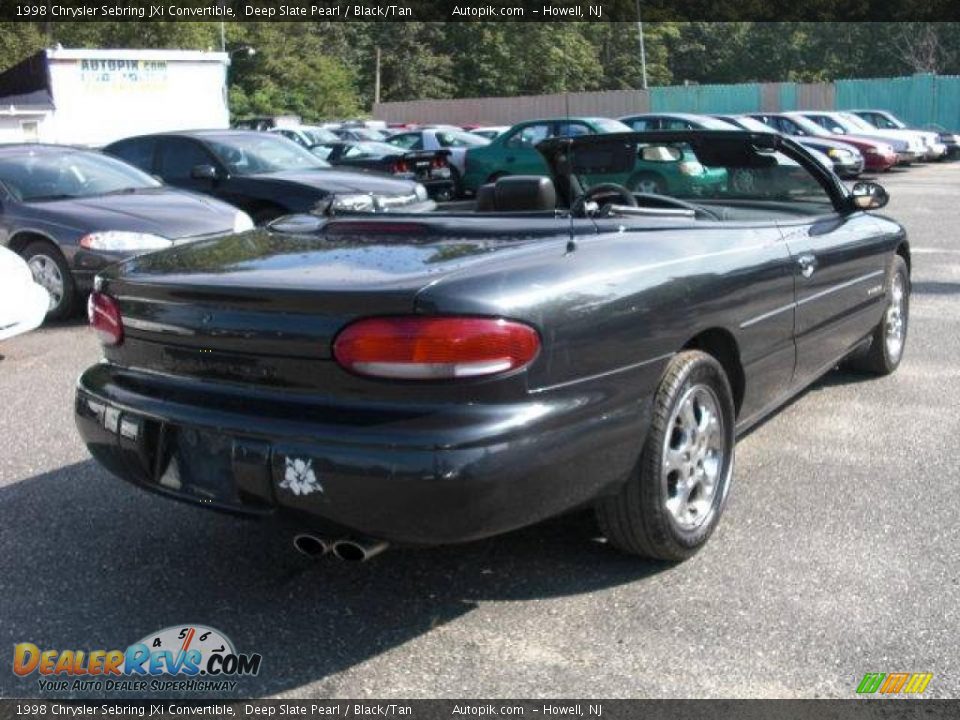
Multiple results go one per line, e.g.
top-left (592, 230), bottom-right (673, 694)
top-left (250, 168), bottom-right (419, 194)
top-left (797, 137), bottom-right (864, 155)
top-left (39, 188), bottom-right (238, 240)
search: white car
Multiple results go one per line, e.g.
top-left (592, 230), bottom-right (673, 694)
top-left (802, 111), bottom-right (930, 162)
top-left (0, 246), bottom-right (49, 341)
top-left (268, 125), bottom-right (340, 149)
top-left (385, 128), bottom-right (490, 196)
top-left (850, 109), bottom-right (950, 160)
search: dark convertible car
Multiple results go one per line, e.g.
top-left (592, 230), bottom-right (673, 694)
top-left (105, 130), bottom-right (435, 225)
top-left (76, 131), bottom-right (909, 562)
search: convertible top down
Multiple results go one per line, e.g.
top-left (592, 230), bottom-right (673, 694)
top-left (76, 131), bottom-right (910, 562)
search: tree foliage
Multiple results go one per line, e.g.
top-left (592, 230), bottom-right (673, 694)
top-left (2, 22), bottom-right (960, 118)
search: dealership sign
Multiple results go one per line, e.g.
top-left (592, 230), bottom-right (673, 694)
top-left (79, 58), bottom-right (167, 91)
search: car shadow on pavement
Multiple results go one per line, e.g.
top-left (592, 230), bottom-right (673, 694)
top-left (0, 459), bottom-right (669, 698)
top-left (912, 280), bottom-right (960, 296)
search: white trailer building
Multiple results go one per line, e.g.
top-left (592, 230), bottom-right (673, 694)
top-left (0, 47), bottom-right (230, 146)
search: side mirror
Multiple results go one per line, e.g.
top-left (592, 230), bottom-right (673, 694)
top-left (831, 126), bottom-right (845, 134)
top-left (850, 181), bottom-right (889, 210)
top-left (190, 164), bottom-right (219, 181)
top-left (640, 145), bottom-right (683, 162)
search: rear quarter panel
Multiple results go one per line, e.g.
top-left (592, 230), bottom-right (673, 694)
top-left (415, 219), bottom-right (796, 419)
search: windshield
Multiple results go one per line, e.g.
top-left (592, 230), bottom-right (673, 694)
top-left (348, 128), bottom-right (387, 141)
top-left (0, 149), bottom-right (161, 202)
top-left (839, 113), bottom-right (878, 132)
top-left (591, 118), bottom-right (634, 133)
top-left (866, 113), bottom-right (903, 130)
top-left (205, 133), bottom-right (331, 174)
top-left (435, 130), bottom-right (489, 147)
top-left (726, 116), bottom-right (775, 133)
top-left (302, 127), bottom-right (340, 144)
top-left (784, 114), bottom-right (831, 137)
top-left (345, 142), bottom-right (404, 158)
top-left (564, 134), bottom-right (835, 217)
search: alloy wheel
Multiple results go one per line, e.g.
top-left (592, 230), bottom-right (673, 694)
top-left (27, 254), bottom-right (64, 311)
top-left (885, 272), bottom-right (906, 361)
top-left (662, 384), bottom-right (726, 531)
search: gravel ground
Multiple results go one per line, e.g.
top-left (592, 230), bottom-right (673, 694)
top-left (1, 162), bottom-right (958, 699)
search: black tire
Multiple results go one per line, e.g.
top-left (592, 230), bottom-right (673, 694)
top-left (845, 255), bottom-right (909, 375)
top-left (20, 240), bottom-right (76, 320)
top-left (628, 172), bottom-right (666, 195)
top-left (449, 167), bottom-right (464, 199)
top-left (595, 350), bottom-right (736, 561)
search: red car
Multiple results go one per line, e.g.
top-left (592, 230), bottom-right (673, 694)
top-left (753, 113), bottom-right (899, 172)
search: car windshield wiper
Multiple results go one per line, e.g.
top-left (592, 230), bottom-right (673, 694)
top-left (100, 186), bottom-right (158, 196)
top-left (25, 194), bottom-right (79, 202)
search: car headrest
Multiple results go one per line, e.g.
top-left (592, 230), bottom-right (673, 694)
top-left (493, 176), bottom-right (557, 211)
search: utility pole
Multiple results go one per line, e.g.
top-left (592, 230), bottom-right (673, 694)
top-left (636, 0), bottom-right (648, 90)
top-left (374, 46), bottom-right (382, 106)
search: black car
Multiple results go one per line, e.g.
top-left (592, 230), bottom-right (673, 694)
top-left (76, 131), bottom-right (909, 562)
top-left (311, 140), bottom-right (455, 201)
top-left (104, 130), bottom-right (435, 225)
top-left (0, 144), bottom-right (251, 319)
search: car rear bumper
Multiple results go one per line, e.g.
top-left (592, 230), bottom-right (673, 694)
top-left (75, 363), bottom-right (650, 545)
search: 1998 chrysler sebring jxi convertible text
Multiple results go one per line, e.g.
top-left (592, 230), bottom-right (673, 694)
top-left (75, 131), bottom-right (910, 562)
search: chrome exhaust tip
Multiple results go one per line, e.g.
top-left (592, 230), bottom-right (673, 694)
top-left (331, 537), bottom-right (389, 562)
top-left (292, 533), bottom-right (331, 558)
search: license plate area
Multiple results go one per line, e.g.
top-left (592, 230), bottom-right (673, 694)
top-left (156, 427), bottom-right (240, 505)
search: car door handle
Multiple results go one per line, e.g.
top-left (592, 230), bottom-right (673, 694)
top-left (797, 254), bottom-right (818, 278)
top-left (505, 156), bottom-right (515, 163)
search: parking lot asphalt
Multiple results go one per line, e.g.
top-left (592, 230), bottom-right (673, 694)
top-left (1, 163), bottom-right (958, 700)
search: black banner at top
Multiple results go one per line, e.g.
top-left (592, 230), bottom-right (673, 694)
top-left (5, 0), bottom-right (960, 22)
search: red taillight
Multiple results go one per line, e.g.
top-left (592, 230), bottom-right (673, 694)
top-left (392, 159), bottom-right (409, 174)
top-left (87, 291), bottom-right (123, 346)
top-left (333, 316), bottom-right (540, 380)
top-left (431, 156), bottom-right (447, 169)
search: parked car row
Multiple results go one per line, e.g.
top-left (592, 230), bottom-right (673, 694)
top-left (0, 131), bottom-right (437, 319)
top-left (0, 106), bottom-right (944, 328)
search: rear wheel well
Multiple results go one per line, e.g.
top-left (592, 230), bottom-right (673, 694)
top-left (683, 329), bottom-right (745, 416)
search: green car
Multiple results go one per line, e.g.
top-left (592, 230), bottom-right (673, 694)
top-left (463, 117), bottom-right (727, 197)
top-left (585, 143), bottom-right (728, 197)
top-left (462, 117), bottom-right (632, 194)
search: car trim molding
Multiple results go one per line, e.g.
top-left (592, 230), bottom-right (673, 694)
top-left (739, 268), bottom-right (885, 329)
top-left (531, 351), bottom-right (675, 394)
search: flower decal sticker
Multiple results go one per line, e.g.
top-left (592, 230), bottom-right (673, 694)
top-left (280, 457), bottom-right (322, 496)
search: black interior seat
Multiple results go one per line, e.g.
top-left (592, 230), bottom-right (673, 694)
top-left (476, 175), bottom-right (557, 212)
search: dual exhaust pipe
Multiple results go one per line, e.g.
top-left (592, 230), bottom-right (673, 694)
top-left (293, 533), bottom-right (388, 562)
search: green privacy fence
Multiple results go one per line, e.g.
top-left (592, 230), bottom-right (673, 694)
top-left (834, 74), bottom-right (960, 130)
top-left (648, 73), bottom-right (959, 128)
top-left (374, 74), bottom-right (960, 128)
